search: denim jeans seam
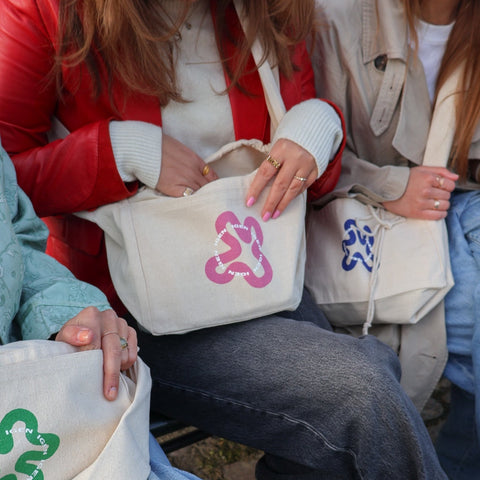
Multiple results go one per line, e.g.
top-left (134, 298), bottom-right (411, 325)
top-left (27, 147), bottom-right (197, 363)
top-left (153, 377), bottom-right (364, 478)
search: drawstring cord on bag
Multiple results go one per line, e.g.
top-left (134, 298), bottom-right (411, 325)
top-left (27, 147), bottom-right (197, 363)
top-left (361, 206), bottom-right (405, 336)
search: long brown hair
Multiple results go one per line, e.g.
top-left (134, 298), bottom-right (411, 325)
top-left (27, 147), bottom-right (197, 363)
top-left (56, 0), bottom-right (315, 106)
top-left (404, 0), bottom-right (480, 179)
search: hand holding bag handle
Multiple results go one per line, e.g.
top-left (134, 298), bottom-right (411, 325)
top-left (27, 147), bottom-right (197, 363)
top-left (305, 65), bottom-right (463, 335)
top-left (360, 65), bottom-right (462, 333)
top-left (363, 63), bottom-right (463, 335)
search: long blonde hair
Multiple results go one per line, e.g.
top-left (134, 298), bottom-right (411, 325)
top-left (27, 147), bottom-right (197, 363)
top-left (56, 0), bottom-right (315, 106)
top-left (404, 0), bottom-right (480, 179)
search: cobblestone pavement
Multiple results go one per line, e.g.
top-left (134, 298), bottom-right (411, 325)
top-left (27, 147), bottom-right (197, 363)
top-left (164, 378), bottom-right (452, 480)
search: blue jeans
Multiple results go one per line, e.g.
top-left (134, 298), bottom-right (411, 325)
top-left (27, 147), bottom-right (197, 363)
top-left (435, 385), bottom-right (480, 480)
top-left (148, 433), bottom-right (202, 480)
top-left (437, 189), bottom-right (480, 478)
top-left (137, 290), bottom-right (446, 479)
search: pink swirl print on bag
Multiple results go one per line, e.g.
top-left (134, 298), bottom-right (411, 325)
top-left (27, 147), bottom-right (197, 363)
top-left (205, 211), bottom-right (273, 287)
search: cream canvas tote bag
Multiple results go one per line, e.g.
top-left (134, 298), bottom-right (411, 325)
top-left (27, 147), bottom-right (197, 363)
top-left (0, 340), bottom-right (152, 479)
top-left (305, 66), bottom-right (461, 334)
top-left (76, 3), bottom-right (307, 335)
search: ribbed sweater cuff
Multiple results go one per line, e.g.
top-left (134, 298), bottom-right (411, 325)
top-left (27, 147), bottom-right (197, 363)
top-left (273, 99), bottom-right (343, 179)
top-left (109, 121), bottom-right (162, 189)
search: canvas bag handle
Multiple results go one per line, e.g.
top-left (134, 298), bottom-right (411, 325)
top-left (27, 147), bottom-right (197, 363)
top-left (422, 65), bottom-right (463, 167)
top-left (233, 0), bottom-right (286, 132)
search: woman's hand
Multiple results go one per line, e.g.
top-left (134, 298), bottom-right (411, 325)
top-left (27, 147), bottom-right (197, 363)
top-left (156, 134), bottom-right (217, 197)
top-left (54, 307), bottom-right (137, 401)
top-left (383, 166), bottom-right (459, 220)
top-left (245, 139), bottom-right (318, 221)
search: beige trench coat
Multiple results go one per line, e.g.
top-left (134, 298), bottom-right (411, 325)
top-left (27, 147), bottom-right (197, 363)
top-left (310, 0), bottom-right (480, 411)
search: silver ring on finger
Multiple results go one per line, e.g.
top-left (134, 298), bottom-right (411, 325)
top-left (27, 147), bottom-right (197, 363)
top-left (435, 175), bottom-right (445, 188)
top-left (434, 199), bottom-right (440, 210)
top-left (183, 187), bottom-right (194, 197)
top-left (119, 337), bottom-right (129, 350)
top-left (293, 175), bottom-right (308, 182)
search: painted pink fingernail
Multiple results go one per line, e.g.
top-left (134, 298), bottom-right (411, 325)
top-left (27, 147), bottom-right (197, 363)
top-left (262, 212), bottom-right (271, 222)
top-left (272, 210), bottom-right (281, 220)
top-left (247, 196), bottom-right (256, 207)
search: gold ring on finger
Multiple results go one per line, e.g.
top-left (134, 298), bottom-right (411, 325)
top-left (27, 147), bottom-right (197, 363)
top-left (120, 337), bottom-right (129, 350)
top-left (434, 199), bottom-right (440, 210)
top-left (101, 331), bottom-right (120, 339)
top-left (265, 154), bottom-right (281, 170)
top-left (202, 165), bottom-right (210, 176)
top-left (293, 175), bottom-right (308, 182)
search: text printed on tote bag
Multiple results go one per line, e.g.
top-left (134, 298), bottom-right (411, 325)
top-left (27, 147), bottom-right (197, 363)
top-left (0, 408), bottom-right (59, 479)
top-left (205, 211), bottom-right (273, 287)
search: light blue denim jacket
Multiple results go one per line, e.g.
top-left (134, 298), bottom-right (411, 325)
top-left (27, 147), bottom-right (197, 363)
top-left (444, 191), bottom-right (480, 427)
top-left (442, 190), bottom-right (480, 445)
top-left (0, 142), bottom-right (110, 344)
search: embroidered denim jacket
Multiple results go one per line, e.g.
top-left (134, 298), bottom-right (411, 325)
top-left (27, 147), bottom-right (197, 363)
top-left (0, 143), bottom-right (109, 344)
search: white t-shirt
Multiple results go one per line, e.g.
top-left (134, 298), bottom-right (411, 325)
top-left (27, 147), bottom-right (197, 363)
top-left (415, 19), bottom-right (454, 103)
top-left (161, 0), bottom-right (235, 160)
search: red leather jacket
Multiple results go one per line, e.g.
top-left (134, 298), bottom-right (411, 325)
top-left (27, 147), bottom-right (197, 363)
top-left (0, 0), bottom-right (344, 312)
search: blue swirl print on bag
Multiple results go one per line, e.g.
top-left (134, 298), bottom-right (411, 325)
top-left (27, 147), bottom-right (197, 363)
top-left (341, 219), bottom-right (375, 272)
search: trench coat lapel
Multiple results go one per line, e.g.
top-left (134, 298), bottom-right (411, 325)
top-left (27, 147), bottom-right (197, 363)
top-left (363, 0), bottom-right (431, 164)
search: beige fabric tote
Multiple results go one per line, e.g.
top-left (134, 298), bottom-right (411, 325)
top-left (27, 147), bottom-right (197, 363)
top-left (79, 138), bottom-right (306, 335)
top-left (77, 6), bottom-right (307, 335)
top-left (305, 66), bottom-right (461, 335)
top-left (0, 340), bottom-right (152, 479)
